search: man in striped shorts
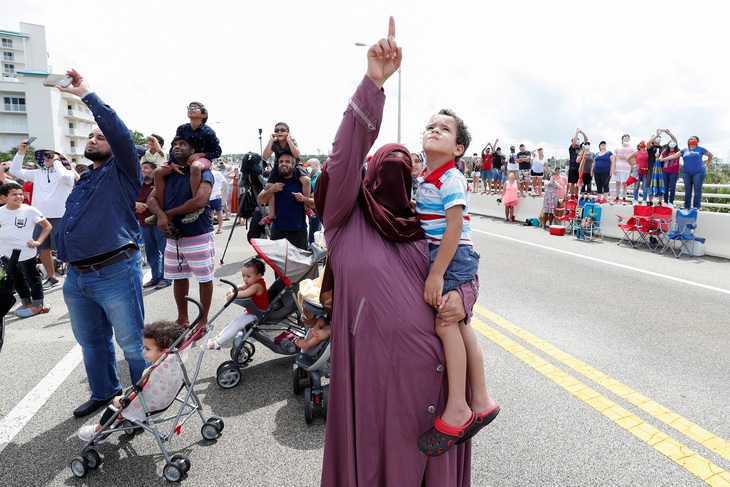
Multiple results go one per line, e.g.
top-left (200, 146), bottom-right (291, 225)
top-left (147, 135), bottom-right (215, 329)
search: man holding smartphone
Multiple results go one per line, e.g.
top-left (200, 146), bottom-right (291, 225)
top-left (10, 144), bottom-right (75, 289)
top-left (53, 69), bottom-right (146, 419)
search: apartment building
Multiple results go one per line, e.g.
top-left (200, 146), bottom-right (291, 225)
top-left (0, 22), bottom-right (95, 163)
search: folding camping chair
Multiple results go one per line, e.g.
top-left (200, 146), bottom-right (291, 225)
top-left (659, 209), bottom-right (702, 258)
top-left (616, 204), bottom-right (652, 248)
top-left (641, 205), bottom-right (673, 252)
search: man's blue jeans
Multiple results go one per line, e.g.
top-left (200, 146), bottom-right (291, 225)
top-left (64, 250), bottom-right (146, 400)
top-left (682, 171), bottom-right (706, 209)
top-left (140, 225), bottom-right (167, 283)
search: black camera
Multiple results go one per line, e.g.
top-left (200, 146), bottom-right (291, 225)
top-left (162, 225), bottom-right (181, 241)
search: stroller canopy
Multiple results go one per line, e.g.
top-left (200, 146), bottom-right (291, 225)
top-left (250, 239), bottom-right (318, 286)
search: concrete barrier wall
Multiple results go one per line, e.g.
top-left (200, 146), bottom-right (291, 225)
top-left (468, 193), bottom-right (730, 260)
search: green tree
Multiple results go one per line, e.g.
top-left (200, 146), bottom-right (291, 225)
top-left (0, 144), bottom-right (41, 165)
top-left (130, 130), bottom-right (146, 146)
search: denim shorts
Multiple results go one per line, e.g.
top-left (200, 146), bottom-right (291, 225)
top-left (429, 244), bottom-right (480, 294)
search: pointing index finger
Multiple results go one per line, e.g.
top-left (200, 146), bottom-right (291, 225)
top-left (388, 16), bottom-right (396, 39)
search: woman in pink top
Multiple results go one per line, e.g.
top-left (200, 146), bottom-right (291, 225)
top-left (627, 141), bottom-right (649, 205)
top-left (315, 18), bottom-right (474, 486)
top-left (612, 134), bottom-right (633, 205)
top-left (661, 142), bottom-right (681, 206)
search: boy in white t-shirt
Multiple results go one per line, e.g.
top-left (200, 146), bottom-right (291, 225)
top-left (0, 182), bottom-right (52, 317)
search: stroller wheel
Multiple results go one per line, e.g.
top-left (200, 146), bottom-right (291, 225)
top-left (201, 422), bottom-right (220, 441)
top-left (70, 457), bottom-right (88, 478)
top-left (231, 340), bottom-right (255, 365)
top-left (304, 387), bottom-right (314, 425)
top-left (292, 366), bottom-right (310, 395)
top-left (208, 416), bottom-right (225, 433)
top-left (84, 449), bottom-right (102, 470)
top-left (171, 454), bottom-right (191, 474)
top-left (322, 385), bottom-right (329, 420)
top-left (216, 362), bottom-right (241, 389)
top-left (163, 462), bottom-right (183, 482)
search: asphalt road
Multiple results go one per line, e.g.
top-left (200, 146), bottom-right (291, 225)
top-left (0, 214), bottom-right (728, 486)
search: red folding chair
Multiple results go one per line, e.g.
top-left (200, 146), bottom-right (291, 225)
top-left (644, 205), bottom-right (673, 252)
top-left (555, 199), bottom-right (578, 235)
top-left (616, 204), bottom-right (652, 248)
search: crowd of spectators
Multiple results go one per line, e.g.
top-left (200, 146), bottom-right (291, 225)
top-left (465, 128), bottom-right (713, 210)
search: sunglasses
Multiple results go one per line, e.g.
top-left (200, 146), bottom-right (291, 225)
top-left (274, 128), bottom-right (288, 133)
top-left (187, 105), bottom-right (202, 110)
top-left (44, 154), bottom-right (55, 159)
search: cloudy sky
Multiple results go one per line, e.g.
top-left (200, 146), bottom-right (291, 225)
top-left (5, 0), bottom-right (729, 162)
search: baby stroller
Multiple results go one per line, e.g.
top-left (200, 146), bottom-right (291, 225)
top-left (70, 297), bottom-right (225, 483)
top-left (215, 238), bottom-right (328, 391)
top-left (291, 276), bottom-right (331, 424)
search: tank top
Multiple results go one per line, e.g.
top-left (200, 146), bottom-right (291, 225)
top-left (249, 278), bottom-right (269, 311)
top-left (636, 150), bottom-right (649, 174)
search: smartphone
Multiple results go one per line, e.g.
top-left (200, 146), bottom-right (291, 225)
top-left (43, 74), bottom-right (73, 88)
top-left (27, 136), bottom-right (37, 145)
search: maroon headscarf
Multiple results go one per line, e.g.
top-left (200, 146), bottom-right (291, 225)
top-left (315, 143), bottom-right (424, 313)
top-left (358, 143), bottom-right (424, 242)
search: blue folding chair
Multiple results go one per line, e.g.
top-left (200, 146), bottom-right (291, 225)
top-left (659, 209), bottom-right (701, 258)
top-left (572, 202), bottom-right (603, 241)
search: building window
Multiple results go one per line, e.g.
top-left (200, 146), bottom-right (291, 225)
top-left (3, 63), bottom-right (15, 75)
top-left (1, 38), bottom-right (12, 49)
top-left (3, 96), bottom-right (26, 112)
top-left (2, 52), bottom-right (13, 61)
top-left (70, 141), bottom-right (76, 148)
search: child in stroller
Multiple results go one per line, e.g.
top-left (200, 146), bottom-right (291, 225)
top-left (207, 258), bottom-right (268, 350)
top-left (76, 320), bottom-right (184, 442)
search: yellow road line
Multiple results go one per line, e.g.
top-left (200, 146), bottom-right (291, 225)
top-left (470, 316), bottom-right (730, 486)
top-left (474, 304), bottom-right (730, 463)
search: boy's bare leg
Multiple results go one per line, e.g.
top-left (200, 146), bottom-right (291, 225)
top-left (460, 323), bottom-right (497, 415)
top-left (435, 316), bottom-right (472, 427)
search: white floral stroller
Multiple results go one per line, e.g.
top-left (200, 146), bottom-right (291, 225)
top-left (71, 298), bottom-right (225, 483)
top-left (215, 238), bottom-right (328, 394)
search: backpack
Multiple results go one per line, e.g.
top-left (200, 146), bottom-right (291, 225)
top-left (238, 187), bottom-right (257, 222)
top-left (240, 152), bottom-right (263, 185)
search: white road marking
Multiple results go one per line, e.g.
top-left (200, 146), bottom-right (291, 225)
top-left (473, 229), bottom-right (730, 295)
top-left (0, 344), bottom-right (83, 454)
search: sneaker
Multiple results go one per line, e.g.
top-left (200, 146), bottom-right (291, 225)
top-left (77, 424), bottom-right (107, 444)
top-left (181, 207), bottom-right (205, 224)
top-left (42, 277), bottom-right (59, 290)
top-left (622, 199), bottom-right (627, 206)
top-left (144, 214), bottom-right (158, 225)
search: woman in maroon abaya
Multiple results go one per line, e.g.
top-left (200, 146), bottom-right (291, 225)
top-left (316, 18), bottom-right (475, 487)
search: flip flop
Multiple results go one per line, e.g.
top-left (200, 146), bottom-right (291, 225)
top-left (457, 404), bottom-right (500, 445)
top-left (417, 412), bottom-right (476, 457)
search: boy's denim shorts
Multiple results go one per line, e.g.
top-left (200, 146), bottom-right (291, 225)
top-left (429, 244), bottom-right (480, 294)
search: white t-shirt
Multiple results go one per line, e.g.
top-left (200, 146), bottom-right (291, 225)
top-left (10, 153), bottom-right (74, 218)
top-left (506, 152), bottom-right (519, 171)
top-left (210, 170), bottom-right (227, 200)
top-left (0, 204), bottom-right (46, 261)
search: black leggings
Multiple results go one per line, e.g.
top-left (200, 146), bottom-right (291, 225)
top-left (594, 172), bottom-right (611, 194)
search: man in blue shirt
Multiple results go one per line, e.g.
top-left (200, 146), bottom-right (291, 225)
top-left (257, 153), bottom-right (308, 249)
top-left (147, 136), bottom-right (215, 330)
top-left (55, 69), bottom-right (146, 418)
